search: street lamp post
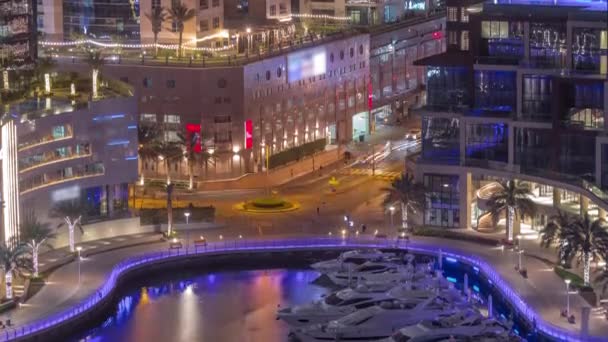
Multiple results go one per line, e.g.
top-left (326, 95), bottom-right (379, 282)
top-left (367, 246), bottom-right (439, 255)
top-left (76, 246), bottom-right (83, 284)
top-left (389, 206), bottom-right (395, 228)
top-left (518, 249), bottom-right (524, 271)
top-left (565, 279), bottom-right (571, 316)
top-left (184, 211), bottom-right (191, 225)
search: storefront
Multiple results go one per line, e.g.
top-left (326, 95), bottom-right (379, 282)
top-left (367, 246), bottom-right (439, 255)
top-left (352, 111), bottom-right (370, 142)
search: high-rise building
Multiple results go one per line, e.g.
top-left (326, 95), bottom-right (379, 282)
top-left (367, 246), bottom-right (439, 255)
top-left (0, 0), bottom-right (37, 65)
top-left (411, 0), bottom-right (607, 234)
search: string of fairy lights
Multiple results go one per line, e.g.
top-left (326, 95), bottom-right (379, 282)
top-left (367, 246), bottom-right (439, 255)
top-left (39, 13), bottom-right (351, 51)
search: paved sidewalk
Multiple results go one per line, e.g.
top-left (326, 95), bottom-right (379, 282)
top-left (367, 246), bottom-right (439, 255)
top-left (2, 228), bottom-right (608, 340)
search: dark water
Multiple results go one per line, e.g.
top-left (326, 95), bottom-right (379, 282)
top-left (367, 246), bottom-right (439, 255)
top-left (72, 260), bottom-right (537, 342)
top-left (73, 269), bottom-right (331, 342)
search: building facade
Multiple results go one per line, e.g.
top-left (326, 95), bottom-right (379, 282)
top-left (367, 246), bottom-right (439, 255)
top-left (412, 0), bottom-right (608, 231)
top-left (1, 91), bottom-right (138, 241)
top-left (1, 0), bottom-right (37, 65)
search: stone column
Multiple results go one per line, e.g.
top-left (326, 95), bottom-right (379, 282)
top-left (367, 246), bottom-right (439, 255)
top-left (580, 195), bottom-right (589, 216)
top-left (553, 188), bottom-right (561, 208)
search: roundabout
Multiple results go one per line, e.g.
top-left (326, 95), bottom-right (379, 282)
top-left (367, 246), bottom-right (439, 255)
top-left (234, 196), bottom-right (300, 213)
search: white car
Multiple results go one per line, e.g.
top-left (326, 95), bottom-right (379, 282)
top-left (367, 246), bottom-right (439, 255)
top-left (405, 129), bottom-right (421, 140)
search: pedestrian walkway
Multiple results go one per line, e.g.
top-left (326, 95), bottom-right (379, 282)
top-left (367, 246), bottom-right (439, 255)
top-left (337, 168), bottom-right (401, 181)
top-left (3, 228), bottom-right (608, 340)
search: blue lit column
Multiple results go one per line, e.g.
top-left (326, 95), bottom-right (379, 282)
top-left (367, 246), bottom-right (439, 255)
top-left (1, 117), bottom-right (20, 243)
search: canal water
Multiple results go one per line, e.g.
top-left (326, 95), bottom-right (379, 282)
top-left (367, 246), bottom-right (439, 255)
top-left (70, 256), bottom-right (537, 342)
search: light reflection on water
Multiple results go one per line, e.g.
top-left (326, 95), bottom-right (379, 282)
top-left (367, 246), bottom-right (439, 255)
top-left (75, 269), bottom-right (329, 342)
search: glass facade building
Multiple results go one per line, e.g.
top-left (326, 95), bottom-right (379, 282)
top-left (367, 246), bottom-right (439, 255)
top-left (0, 0), bottom-right (37, 65)
top-left (62, 0), bottom-right (140, 40)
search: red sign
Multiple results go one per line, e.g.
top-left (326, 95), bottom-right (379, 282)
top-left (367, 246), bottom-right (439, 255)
top-left (368, 79), bottom-right (373, 110)
top-left (244, 120), bottom-right (253, 149)
top-left (185, 123), bottom-right (202, 153)
top-left (432, 31), bottom-right (443, 40)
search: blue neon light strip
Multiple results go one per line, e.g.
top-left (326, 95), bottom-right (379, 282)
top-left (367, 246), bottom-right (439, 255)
top-left (124, 156), bottom-right (138, 160)
top-left (93, 114), bottom-right (125, 121)
top-left (127, 125), bottom-right (137, 129)
top-left (445, 257), bottom-right (458, 263)
top-left (473, 266), bottom-right (479, 272)
top-left (107, 140), bottom-right (130, 146)
top-left (0, 238), bottom-right (601, 342)
top-left (473, 285), bottom-right (480, 292)
top-left (446, 276), bottom-right (457, 283)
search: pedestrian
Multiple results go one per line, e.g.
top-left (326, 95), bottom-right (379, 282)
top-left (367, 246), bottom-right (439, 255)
top-left (316, 206), bottom-right (320, 215)
top-left (361, 224), bottom-right (367, 233)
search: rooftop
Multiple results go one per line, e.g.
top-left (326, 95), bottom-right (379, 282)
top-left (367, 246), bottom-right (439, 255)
top-left (482, 0), bottom-right (608, 14)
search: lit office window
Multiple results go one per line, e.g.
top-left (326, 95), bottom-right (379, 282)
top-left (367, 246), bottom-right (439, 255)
top-left (140, 114), bottom-right (157, 122)
top-left (164, 114), bottom-right (180, 124)
top-left (461, 31), bottom-right (469, 51)
top-left (447, 7), bottom-right (458, 22)
top-left (460, 7), bottom-right (469, 22)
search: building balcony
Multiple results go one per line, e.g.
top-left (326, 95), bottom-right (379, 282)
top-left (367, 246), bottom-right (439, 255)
top-left (19, 150), bottom-right (92, 174)
top-left (20, 166), bottom-right (105, 195)
top-left (18, 134), bottom-right (73, 152)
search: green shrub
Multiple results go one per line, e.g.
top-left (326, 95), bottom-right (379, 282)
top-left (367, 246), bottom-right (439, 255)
top-left (250, 197), bottom-right (286, 208)
top-left (140, 206), bottom-right (215, 225)
top-left (268, 139), bottom-right (326, 169)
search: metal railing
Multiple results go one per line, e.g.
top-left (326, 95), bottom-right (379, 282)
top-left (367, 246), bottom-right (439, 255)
top-left (0, 237), bottom-right (602, 341)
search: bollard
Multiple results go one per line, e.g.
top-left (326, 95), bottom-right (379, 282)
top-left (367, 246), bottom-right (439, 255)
top-left (463, 273), bottom-right (469, 301)
top-left (488, 294), bottom-right (493, 318)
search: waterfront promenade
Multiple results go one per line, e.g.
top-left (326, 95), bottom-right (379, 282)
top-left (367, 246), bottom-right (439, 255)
top-left (1, 228), bottom-right (607, 341)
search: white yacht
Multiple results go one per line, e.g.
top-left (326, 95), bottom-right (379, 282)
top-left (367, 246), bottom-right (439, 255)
top-left (385, 312), bottom-right (514, 342)
top-left (291, 295), bottom-right (467, 341)
top-left (326, 262), bottom-right (433, 287)
top-left (311, 250), bottom-right (398, 274)
top-left (278, 276), bottom-right (461, 327)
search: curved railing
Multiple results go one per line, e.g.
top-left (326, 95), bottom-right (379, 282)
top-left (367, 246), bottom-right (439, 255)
top-left (0, 237), bottom-right (601, 342)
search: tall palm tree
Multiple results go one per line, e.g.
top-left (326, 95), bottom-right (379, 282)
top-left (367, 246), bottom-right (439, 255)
top-left (487, 180), bottom-right (536, 242)
top-left (178, 130), bottom-right (205, 190)
top-left (560, 214), bottom-right (608, 285)
top-left (167, 1), bottom-right (196, 58)
top-left (34, 57), bottom-right (55, 94)
top-left (540, 210), bottom-right (575, 266)
top-left (0, 238), bottom-right (31, 299)
top-left (154, 140), bottom-right (182, 184)
top-left (146, 6), bottom-right (167, 57)
top-left (50, 200), bottom-right (87, 252)
top-left (381, 173), bottom-right (425, 231)
top-left (85, 49), bottom-right (105, 99)
top-left (21, 214), bottom-right (56, 278)
top-left (138, 124), bottom-right (160, 185)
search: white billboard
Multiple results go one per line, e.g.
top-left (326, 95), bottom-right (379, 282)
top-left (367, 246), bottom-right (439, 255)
top-left (287, 46), bottom-right (327, 83)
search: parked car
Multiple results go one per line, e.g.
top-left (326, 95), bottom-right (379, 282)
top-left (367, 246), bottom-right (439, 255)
top-left (405, 129), bottom-right (421, 140)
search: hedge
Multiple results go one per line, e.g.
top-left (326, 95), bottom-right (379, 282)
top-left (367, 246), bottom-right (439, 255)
top-left (268, 139), bottom-right (326, 169)
top-left (140, 206), bottom-right (215, 225)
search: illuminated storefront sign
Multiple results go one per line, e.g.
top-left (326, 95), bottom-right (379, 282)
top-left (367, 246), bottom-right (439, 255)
top-left (244, 120), bottom-right (253, 149)
top-left (185, 123), bottom-right (202, 153)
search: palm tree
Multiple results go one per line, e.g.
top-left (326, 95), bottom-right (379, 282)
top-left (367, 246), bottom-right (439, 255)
top-left (540, 210), bottom-right (575, 266)
top-left (167, 1), bottom-right (196, 58)
top-left (486, 180), bottom-right (536, 242)
top-left (34, 57), bottom-right (55, 94)
top-left (154, 140), bottom-right (182, 184)
top-left (178, 130), bottom-right (205, 190)
top-left (381, 173), bottom-right (425, 232)
top-left (21, 214), bottom-right (56, 278)
top-left (559, 214), bottom-right (608, 285)
top-left (138, 124), bottom-right (160, 185)
top-left (0, 238), bottom-right (31, 299)
top-left (85, 49), bottom-right (105, 99)
top-left (50, 200), bottom-right (87, 252)
top-left (146, 6), bottom-right (167, 57)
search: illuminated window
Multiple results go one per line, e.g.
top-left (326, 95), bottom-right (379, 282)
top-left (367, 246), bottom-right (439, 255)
top-left (460, 7), bottom-right (468, 22)
top-left (447, 7), bottom-right (458, 22)
top-left (212, 17), bottom-right (220, 29)
top-left (164, 114), bottom-right (180, 124)
top-left (270, 5), bottom-right (276, 16)
top-left (140, 114), bottom-right (157, 122)
top-left (481, 21), bottom-right (509, 39)
top-left (461, 31), bottom-right (469, 51)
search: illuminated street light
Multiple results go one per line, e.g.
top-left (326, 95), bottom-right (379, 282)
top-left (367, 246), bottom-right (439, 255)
top-left (389, 206), bottom-right (395, 227)
top-left (184, 212), bottom-right (191, 224)
top-left (76, 246), bottom-right (83, 283)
